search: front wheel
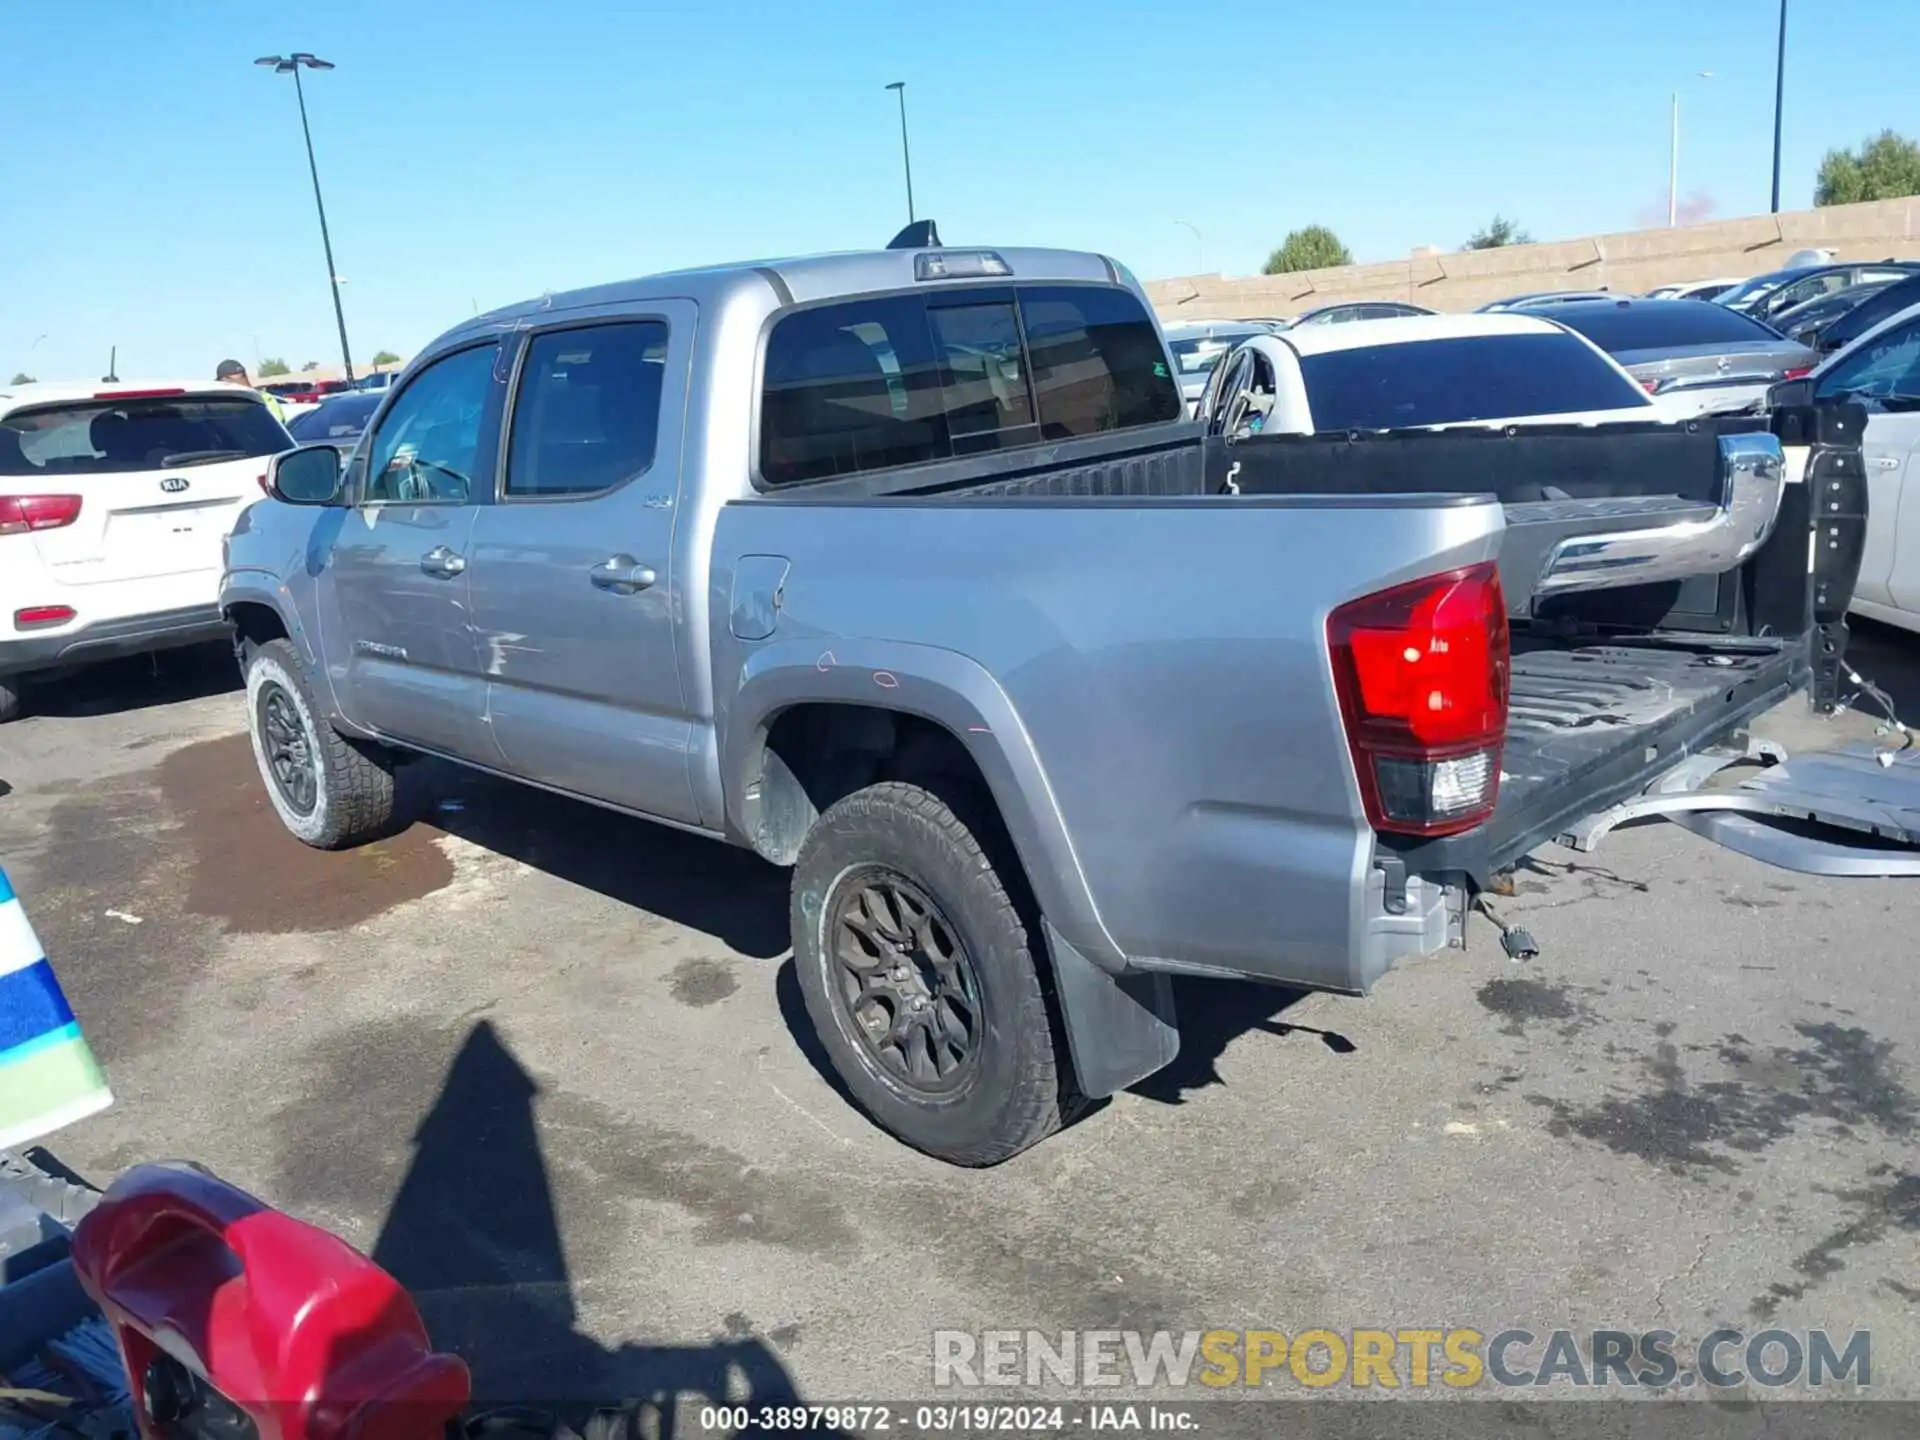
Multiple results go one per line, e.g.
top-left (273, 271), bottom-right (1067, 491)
top-left (244, 638), bottom-right (395, 849)
top-left (790, 781), bottom-right (1080, 1165)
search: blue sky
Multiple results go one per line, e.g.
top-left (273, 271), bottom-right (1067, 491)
top-left (5, 0), bottom-right (1917, 382)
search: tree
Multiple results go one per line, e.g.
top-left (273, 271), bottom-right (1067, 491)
top-left (258, 357), bottom-right (290, 377)
top-left (1815, 130), bottom-right (1920, 206)
top-left (1464, 214), bottom-right (1533, 249)
top-left (299, 360), bottom-right (320, 372)
top-left (9, 372), bottom-right (34, 385)
top-left (371, 349), bottom-right (401, 368)
top-left (1262, 225), bottom-right (1353, 274)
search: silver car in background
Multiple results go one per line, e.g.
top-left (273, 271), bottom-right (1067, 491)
top-left (1520, 297), bottom-right (1818, 419)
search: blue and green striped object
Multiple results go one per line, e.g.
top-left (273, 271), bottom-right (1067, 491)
top-left (0, 864), bottom-right (112, 1148)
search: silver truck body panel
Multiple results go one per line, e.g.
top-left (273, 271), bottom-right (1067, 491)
top-left (709, 493), bottom-right (1502, 988)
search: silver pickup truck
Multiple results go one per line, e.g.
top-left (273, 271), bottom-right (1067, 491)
top-left (221, 235), bottom-right (1866, 1165)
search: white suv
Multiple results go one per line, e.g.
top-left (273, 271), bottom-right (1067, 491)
top-left (0, 380), bottom-right (291, 721)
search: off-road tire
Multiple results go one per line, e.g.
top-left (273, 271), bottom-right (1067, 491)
top-left (791, 781), bottom-right (1081, 1165)
top-left (244, 638), bottom-right (394, 849)
top-left (0, 676), bottom-right (21, 724)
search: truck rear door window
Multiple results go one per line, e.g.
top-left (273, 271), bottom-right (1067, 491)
top-left (506, 321), bottom-right (670, 497)
top-left (1019, 286), bottom-right (1183, 437)
top-left (1299, 333), bottom-right (1649, 432)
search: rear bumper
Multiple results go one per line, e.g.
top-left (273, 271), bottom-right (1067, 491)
top-left (0, 605), bottom-right (231, 678)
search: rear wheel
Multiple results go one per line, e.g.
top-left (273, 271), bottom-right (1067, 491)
top-left (244, 638), bottom-right (395, 849)
top-left (0, 676), bottom-right (19, 724)
top-left (791, 781), bottom-right (1080, 1165)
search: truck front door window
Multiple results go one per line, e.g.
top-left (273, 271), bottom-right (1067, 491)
top-left (364, 345), bottom-right (498, 504)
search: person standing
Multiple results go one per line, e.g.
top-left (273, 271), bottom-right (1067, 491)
top-left (216, 357), bottom-right (288, 425)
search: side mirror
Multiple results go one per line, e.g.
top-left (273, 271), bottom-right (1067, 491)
top-left (267, 444), bottom-right (345, 505)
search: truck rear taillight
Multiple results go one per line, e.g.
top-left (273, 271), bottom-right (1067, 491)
top-left (0, 494), bottom-right (83, 535)
top-left (1328, 562), bottom-right (1510, 838)
top-left (15, 605), bottom-right (76, 629)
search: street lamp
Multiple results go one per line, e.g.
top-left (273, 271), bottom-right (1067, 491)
top-left (1174, 220), bottom-right (1203, 274)
top-left (884, 81), bottom-right (916, 224)
top-left (1669, 70), bottom-right (1713, 228)
top-left (256, 52), bottom-right (355, 382)
top-left (1770, 0), bottom-right (1788, 212)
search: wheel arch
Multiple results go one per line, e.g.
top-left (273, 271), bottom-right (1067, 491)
top-left (221, 580), bottom-right (312, 666)
top-left (722, 639), bottom-right (1122, 972)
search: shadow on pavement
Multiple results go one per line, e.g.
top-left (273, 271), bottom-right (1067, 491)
top-left (1844, 618), bottom-right (1920, 726)
top-left (1127, 978), bottom-right (1344, 1104)
top-left (373, 1019), bottom-right (848, 1435)
top-left (414, 764), bottom-right (791, 960)
top-left (17, 642), bottom-right (242, 720)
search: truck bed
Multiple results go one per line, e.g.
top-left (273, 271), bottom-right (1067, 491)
top-left (1489, 635), bottom-right (1801, 871)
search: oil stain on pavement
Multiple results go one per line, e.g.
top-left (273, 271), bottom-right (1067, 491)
top-left (31, 732), bottom-right (455, 938)
top-left (1751, 1166), bottom-right (1920, 1318)
top-left (668, 956), bottom-right (740, 1007)
top-left (20, 733), bottom-right (458, 1062)
top-left (1525, 1021), bottom-right (1915, 1177)
top-left (1476, 976), bottom-right (1599, 1039)
top-left (157, 734), bottom-right (453, 932)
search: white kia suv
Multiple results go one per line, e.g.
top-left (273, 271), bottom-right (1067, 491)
top-left (0, 380), bottom-right (292, 721)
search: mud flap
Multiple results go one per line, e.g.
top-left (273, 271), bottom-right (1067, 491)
top-left (1044, 923), bottom-right (1180, 1098)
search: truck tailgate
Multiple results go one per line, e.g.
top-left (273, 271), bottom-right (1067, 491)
top-left (1488, 637), bottom-right (1801, 871)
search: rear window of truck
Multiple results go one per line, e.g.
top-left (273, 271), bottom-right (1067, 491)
top-left (1299, 333), bottom-right (1649, 432)
top-left (0, 394), bottom-right (289, 476)
top-left (759, 284), bottom-right (1180, 486)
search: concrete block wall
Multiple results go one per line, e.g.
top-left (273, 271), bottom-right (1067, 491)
top-left (1145, 196), bottom-right (1920, 320)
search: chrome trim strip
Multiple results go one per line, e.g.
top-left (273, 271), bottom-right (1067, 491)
top-left (1534, 433), bottom-right (1785, 597)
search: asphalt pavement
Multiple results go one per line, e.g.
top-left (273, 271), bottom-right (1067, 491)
top-left (0, 628), bottom-right (1915, 1417)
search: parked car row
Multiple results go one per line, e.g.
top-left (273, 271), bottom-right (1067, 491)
top-left (1192, 282), bottom-right (1920, 637)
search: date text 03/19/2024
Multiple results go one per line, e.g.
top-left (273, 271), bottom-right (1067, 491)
top-left (693, 1405), bottom-right (1193, 1433)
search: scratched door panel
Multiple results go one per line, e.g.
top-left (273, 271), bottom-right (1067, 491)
top-left (465, 305), bottom-right (701, 824)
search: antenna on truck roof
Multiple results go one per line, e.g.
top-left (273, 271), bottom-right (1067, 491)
top-left (888, 219), bottom-right (941, 250)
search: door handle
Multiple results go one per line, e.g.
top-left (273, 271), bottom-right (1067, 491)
top-left (590, 554), bottom-right (657, 594)
top-left (420, 545), bottom-right (466, 578)
top-left (1873, 456), bottom-right (1903, 469)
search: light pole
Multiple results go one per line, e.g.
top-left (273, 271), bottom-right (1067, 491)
top-left (1669, 70), bottom-right (1713, 228)
top-left (256, 52), bottom-right (355, 382)
top-left (884, 81), bottom-right (916, 224)
top-left (1174, 220), bottom-right (1204, 274)
top-left (1770, 0), bottom-right (1788, 212)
